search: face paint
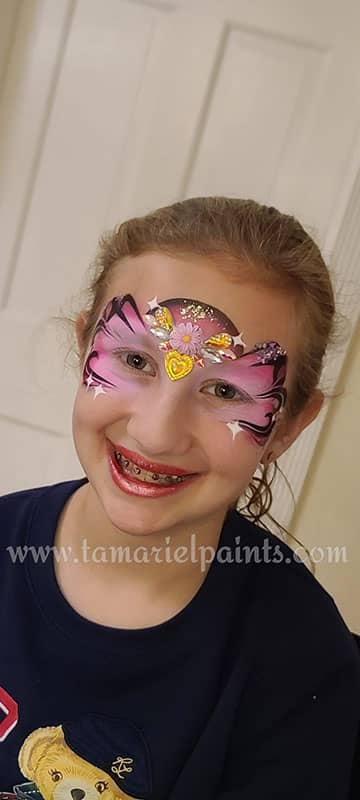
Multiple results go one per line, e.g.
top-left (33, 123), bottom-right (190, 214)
top-left (144, 295), bottom-right (247, 377)
top-left (82, 294), bottom-right (288, 447)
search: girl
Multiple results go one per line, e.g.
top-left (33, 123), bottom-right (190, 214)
top-left (0, 197), bottom-right (359, 800)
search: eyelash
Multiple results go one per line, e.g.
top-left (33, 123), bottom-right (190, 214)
top-left (114, 349), bottom-right (252, 403)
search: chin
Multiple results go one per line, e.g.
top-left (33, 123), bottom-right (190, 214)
top-left (101, 492), bottom-right (172, 538)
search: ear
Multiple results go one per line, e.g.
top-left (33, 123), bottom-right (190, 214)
top-left (18, 726), bottom-right (64, 779)
top-left (261, 389), bottom-right (324, 465)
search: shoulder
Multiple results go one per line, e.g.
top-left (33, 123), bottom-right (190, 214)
top-left (0, 479), bottom-right (85, 541)
top-left (0, 483), bottom-right (48, 526)
top-left (0, 484), bottom-right (53, 561)
top-left (225, 510), bottom-right (360, 680)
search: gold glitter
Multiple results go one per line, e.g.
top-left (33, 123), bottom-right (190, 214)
top-left (179, 301), bottom-right (215, 321)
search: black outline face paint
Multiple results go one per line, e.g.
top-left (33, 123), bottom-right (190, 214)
top-left (82, 294), bottom-right (288, 447)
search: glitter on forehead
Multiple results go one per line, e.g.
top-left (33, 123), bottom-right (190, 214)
top-left (179, 301), bottom-right (216, 322)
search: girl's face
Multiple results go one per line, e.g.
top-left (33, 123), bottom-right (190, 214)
top-left (72, 252), bottom-right (298, 536)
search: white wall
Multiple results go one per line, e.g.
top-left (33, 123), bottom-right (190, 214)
top-left (292, 319), bottom-right (360, 633)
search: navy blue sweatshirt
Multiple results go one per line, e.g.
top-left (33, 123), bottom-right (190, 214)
top-left (0, 477), bottom-right (359, 800)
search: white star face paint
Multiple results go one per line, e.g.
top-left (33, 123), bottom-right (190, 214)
top-left (82, 294), bottom-right (288, 448)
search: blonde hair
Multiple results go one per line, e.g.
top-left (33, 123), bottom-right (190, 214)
top-left (60, 196), bottom-right (348, 573)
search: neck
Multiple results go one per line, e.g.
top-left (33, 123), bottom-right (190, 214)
top-left (55, 481), bottom-right (228, 593)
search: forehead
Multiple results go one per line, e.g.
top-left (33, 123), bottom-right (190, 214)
top-left (102, 251), bottom-right (299, 375)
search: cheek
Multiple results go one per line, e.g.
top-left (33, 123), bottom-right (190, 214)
top-left (200, 400), bottom-right (269, 452)
top-left (72, 381), bottom-right (138, 432)
top-left (211, 397), bottom-right (279, 450)
top-left (201, 412), bottom-right (264, 475)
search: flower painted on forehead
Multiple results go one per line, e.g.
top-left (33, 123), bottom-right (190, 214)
top-left (144, 297), bottom-right (249, 381)
top-left (169, 321), bottom-right (203, 356)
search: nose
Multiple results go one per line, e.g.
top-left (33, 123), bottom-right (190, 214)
top-left (71, 790), bottom-right (85, 800)
top-left (125, 385), bottom-right (194, 458)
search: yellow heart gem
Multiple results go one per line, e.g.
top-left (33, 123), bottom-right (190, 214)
top-left (164, 350), bottom-right (194, 381)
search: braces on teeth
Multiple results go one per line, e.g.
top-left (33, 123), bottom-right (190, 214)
top-left (114, 451), bottom-right (188, 484)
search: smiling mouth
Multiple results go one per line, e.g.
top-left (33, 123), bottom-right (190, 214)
top-left (111, 448), bottom-right (194, 486)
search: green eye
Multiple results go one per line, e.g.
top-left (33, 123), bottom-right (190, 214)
top-left (114, 349), bottom-right (155, 375)
top-left (213, 383), bottom-right (237, 399)
top-left (126, 353), bottom-right (147, 370)
top-left (202, 382), bottom-right (251, 402)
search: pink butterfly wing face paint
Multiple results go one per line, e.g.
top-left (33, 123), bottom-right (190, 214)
top-left (82, 294), bottom-right (288, 447)
top-left (192, 352), bottom-right (287, 445)
top-left (83, 295), bottom-right (149, 391)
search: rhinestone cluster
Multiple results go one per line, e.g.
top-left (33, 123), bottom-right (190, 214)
top-left (254, 341), bottom-right (287, 364)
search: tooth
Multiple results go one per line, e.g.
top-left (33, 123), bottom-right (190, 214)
top-left (115, 451), bottom-right (188, 485)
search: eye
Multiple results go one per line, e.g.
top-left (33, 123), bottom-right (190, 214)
top-left (95, 781), bottom-right (109, 794)
top-left (114, 349), bottom-right (155, 375)
top-left (202, 382), bottom-right (252, 402)
top-left (49, 770), bottom-right (63, 782)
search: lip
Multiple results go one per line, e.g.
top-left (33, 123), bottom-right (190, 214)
top-left (107, 445), bottom-right (198, 498)
top-left (107, 440), bottom-right (195, 477)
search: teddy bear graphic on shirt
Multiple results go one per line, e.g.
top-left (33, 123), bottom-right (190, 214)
top-left (14, 715), bottom-right (152, 800)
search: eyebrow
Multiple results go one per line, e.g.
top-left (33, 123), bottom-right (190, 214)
top-left (112, 327), bottom-right (164, 357)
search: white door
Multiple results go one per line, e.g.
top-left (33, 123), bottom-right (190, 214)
top-left (1, 0), bottom-right (360, 533)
